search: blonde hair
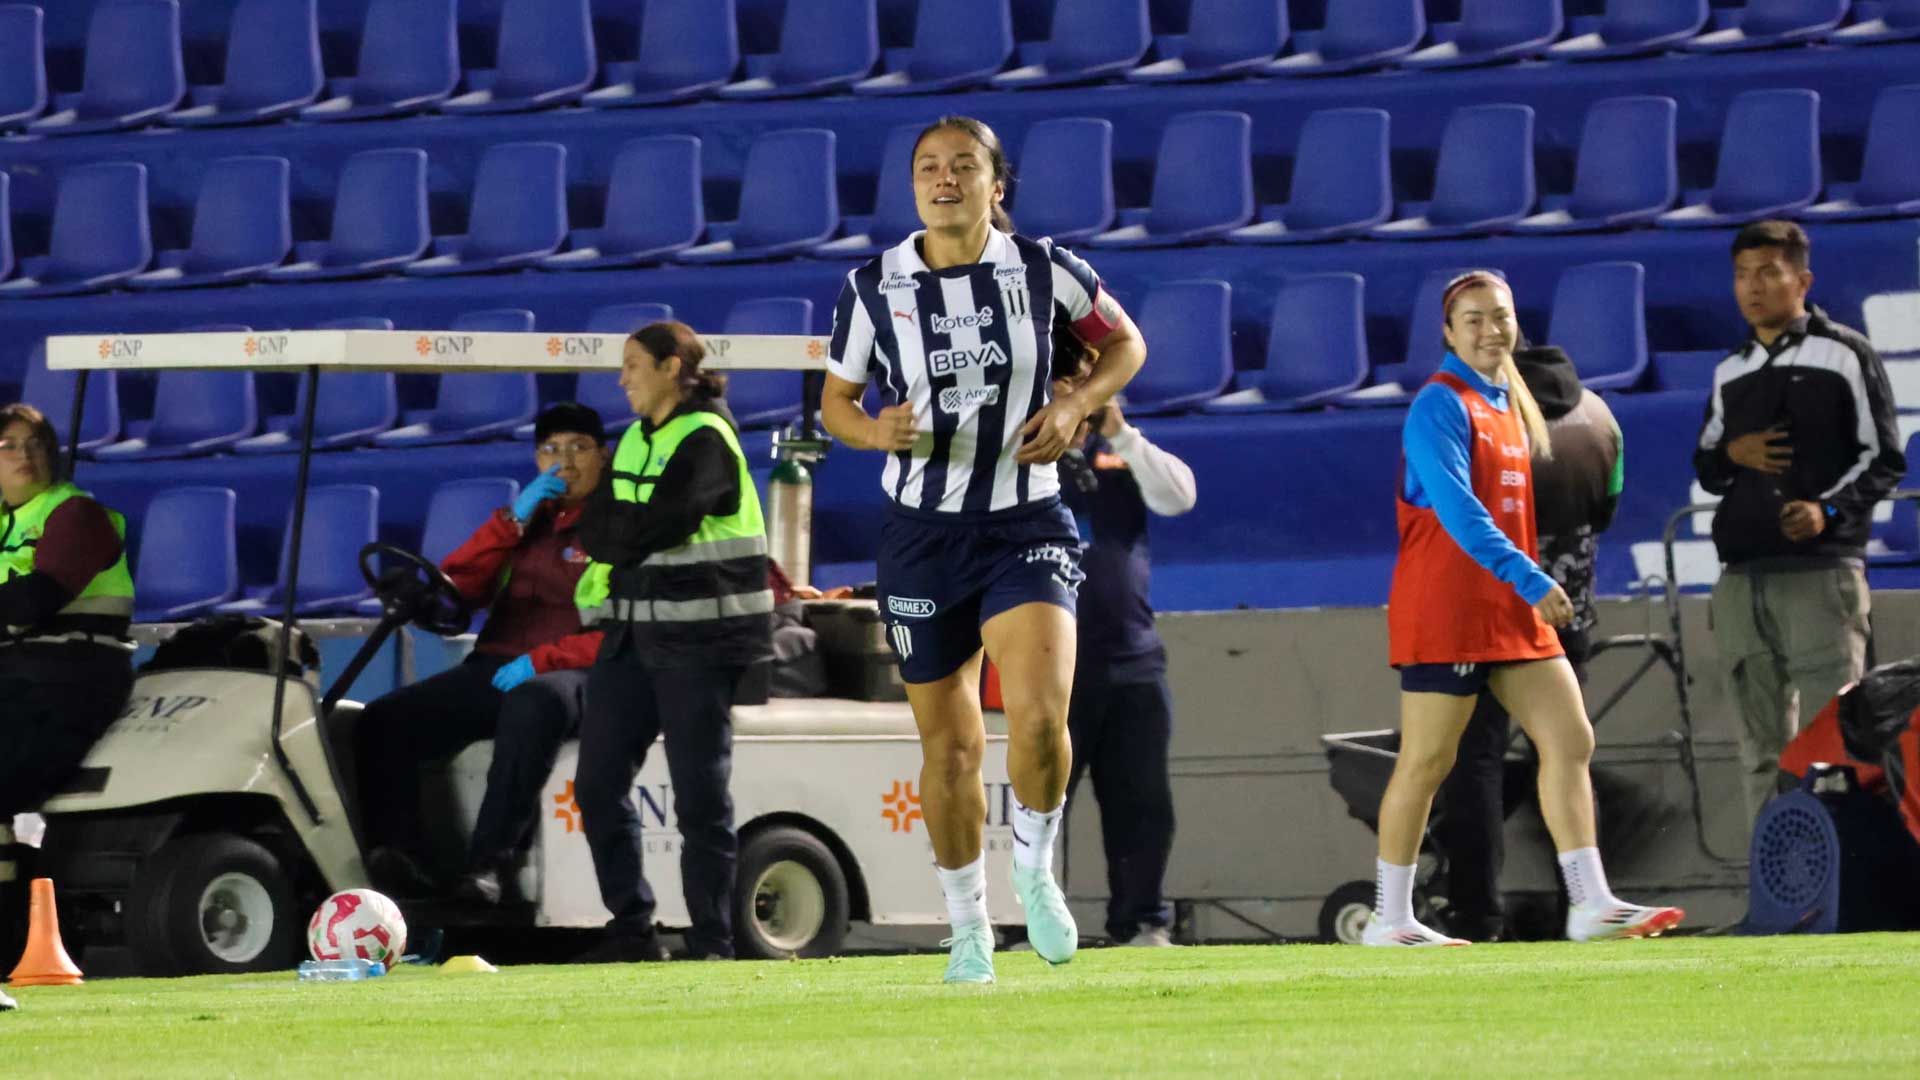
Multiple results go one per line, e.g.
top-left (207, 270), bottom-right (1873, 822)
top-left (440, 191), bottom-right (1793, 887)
top-left (1442, 272), bottom-right (1551, 460)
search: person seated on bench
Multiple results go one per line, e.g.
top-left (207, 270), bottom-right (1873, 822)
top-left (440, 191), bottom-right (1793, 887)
top-left (355, 403), bottom-right (608, 904)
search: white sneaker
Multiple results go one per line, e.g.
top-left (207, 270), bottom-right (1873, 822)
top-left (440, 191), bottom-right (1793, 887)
top-left (1566, 901), bottom-right (1685, 943)
top-left (1361, 918), bottom-right (1469, 947)
top-left (1123, 926), bottom-right (1175, 948)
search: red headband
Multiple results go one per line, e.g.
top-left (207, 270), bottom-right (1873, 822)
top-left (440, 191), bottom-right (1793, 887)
top-left (1440, 271), bottom-right (1509, 321)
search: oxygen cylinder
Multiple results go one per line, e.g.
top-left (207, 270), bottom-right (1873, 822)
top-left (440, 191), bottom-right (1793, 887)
top-left (768, 456), bottom-right (813, 586)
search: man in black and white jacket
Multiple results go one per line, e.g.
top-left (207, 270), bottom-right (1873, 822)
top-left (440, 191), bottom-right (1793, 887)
top-left (1694, 220), bottom-right (1905, 822)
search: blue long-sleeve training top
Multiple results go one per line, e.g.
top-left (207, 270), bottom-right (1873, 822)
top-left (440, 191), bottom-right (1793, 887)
top-left (1400, 354), bottom-right (1557, 605)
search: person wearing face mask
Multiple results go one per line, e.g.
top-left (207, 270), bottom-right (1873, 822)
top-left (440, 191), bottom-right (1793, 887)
top-left (353, 403), bottom-right (610, 906)
top-left (1369, 272), bottom-right (1682, 947)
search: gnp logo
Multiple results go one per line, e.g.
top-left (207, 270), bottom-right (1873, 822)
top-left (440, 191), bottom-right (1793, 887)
top-left (928, 342), bottom-right (1008, 376)
top-left (114, 694), bottom-right (214, 734)
top-left (544, 335), bottom-right (604, 358)
top-left (882, 780), bottom-right (923, 833)
top-left (938, 386), bottom-right (1000, 413)
top-left (97, 338), bottom-right (142, 359)
top-left (242, 334), bottom-right (290, 359)
top-left (886, 596), bottom-right (936, 618)
top-left (705, 337), bottom-right (732, 358)
top-left (930, 307), bottom-right (994, 335)
top-left (414, 334), bottom-right (475, 357)
top-left (806, 339), bottom-right (825, 360)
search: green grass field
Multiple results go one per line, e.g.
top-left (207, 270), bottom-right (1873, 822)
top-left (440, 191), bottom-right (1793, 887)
top-left (7, 935), bottom-right (1920, 1077)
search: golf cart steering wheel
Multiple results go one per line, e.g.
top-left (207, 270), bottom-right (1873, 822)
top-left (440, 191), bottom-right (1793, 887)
top-left (358, 542), bottom-right (472, 636)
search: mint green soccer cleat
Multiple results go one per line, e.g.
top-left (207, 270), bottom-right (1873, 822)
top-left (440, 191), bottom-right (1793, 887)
top-left (1011, 864), bottom-right (1078, 965)
top-left (941, 920), bottom-right (996, 984)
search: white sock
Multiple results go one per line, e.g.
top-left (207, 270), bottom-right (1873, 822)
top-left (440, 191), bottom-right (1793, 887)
top-left (936, 854), bottom-right (989, 929)
top-left (1557, 847), bottom-right (1619, 908)
top-left (1010, 799), bottom-right (1063, 872)
top-left (1373, 859), bottom-right (1415, 925)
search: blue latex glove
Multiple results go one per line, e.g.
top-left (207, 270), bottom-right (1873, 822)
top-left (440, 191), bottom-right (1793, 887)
top-left (511, 465), bottom-right (568, 523)
top-left (491, 655), bottom-right (536, 692)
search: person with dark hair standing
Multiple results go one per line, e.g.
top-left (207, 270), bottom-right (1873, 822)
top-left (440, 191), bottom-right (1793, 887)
top-left (1695, 220), bottom-right (1905, 823)
top-left (355, 403), bottom-right (609, 905)
top-left (572, 321), bottom-right (773, 963)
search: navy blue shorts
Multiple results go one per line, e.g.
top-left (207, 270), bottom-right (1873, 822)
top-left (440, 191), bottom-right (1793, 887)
top-left (1399, 661), bottom-right (1503, 696)
top-left (878, 499), bottom-right (1084, 685)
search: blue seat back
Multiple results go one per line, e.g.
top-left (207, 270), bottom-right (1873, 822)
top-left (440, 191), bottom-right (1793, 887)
top-left (1428, 104), bottom-right (1535, 227)
top-left (1260, 274), bottom-right (1368, 405)
top-left (427, 309), bottom-right (537, 430)
top-left (135, 486), bottom-right (238, 617)
top-left (1182, 0), bottom-right (1288, 69)
top-left (734, 129), bottom-right (839, 249)
top-left (1743, 0), bottom-right (1848, 37)
top-left (1144, 111), bottom-right (1252, 235)
top-left (635, 0), bottom-right (739, 89)
top-left (354, 0), bottom-right (459, 106)
top-left (1548, 262), bottom-right (1648, 388)
top-left (280, 484), bottom-right (379, 605)
top-left (78, 0), bottom-right (184, 120)
top-left (1456, 0), bottom-right (1562, 54)
top-left (1891, 0), bottom-right (1920, 30)
top-left (722, 297), bottom-right (814, 425)
top-left (328, 148), bottom-right (430, 266)
top-left (1322, 0), bottom-right (1425, 62)
top-left (1711, 89), bottom-right (1820, 214)
top-left (1856, 84), bottom-right (1920, 208)
top-left (220, 0), bottom-right (322, 111)
top-left (464, 142), bottom-right (568, 260)
top-left (602, 135), bottom-right (705, 254)
top-left (1011, 117), bottom-right (1114, 241)
top-left (422, 478), bottom-right (519, 564)
top-left (183, 156), bottom-right (291, 274)
top-left (148, 370), bottom-right (257, 447)
top-left (771, 0), bottom-right (880, 85)
top-left (1600, 0), bottom-right (1708, 43)
top-left (577, 303), bottom-right (675, 421)
top-left (1893, 435), bottom-right (1920, 551)
top-left (868, 124), bottom-right (926, 247)
top-left (49, 163), bottom-right (152, 281)
top-left (1045, 0), bottom-right (1150, 73)
top-left (1125, 280), bottom-right (1232, 409)
top-left (304, 316), bottom-right (398, 440)
top-left (1285, 108), bottom-right (1391, 232)
top-left (907, 0), bottom-right (1013, 80)
top-left (492, 0), bottom-right (595, 99)
top-left (1568, 96), bottom-right (1676, 221)
top-left (0, 171), bottom-right (11, 281)
top-left (21, 342), bottom-right (120, 449)
top-left (0, 4), bottom-right (47, 121)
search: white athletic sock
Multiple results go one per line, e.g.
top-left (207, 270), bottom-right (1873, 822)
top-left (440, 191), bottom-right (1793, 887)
top-left (936, 854), bottom-right (989, 929)
top-left (1557, 847), bottom-right (1618, 909)
top-left (1373, 859), bottom-right (1416, 925)
top-left (1010, 799), bottom-right (1064, 872)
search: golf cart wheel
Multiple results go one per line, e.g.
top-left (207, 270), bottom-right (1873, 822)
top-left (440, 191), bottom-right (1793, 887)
top-left (1318, 880), bottom-right (1376, 944)
top-left (127, 833), bottom-right (298, 976)
top-left (734, 826), bottom-right (850, 959)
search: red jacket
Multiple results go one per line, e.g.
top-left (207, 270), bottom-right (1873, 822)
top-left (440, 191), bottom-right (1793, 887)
top-left (440, 502), bottom-right (602, 673)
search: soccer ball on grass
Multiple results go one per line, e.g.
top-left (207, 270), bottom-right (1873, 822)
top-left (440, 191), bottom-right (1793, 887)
top-left (307, 889), bottom-right (408, 967)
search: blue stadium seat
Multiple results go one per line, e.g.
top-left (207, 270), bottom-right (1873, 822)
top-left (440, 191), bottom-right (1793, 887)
top-left (1090, 111), bottom-right (1252, 248)
top-left (0, 171), bottom-right (11, 284)
top-left (1513, 96), bottom-right (1677, 234)
top-left (1206, 274), bottom-right (1368, 413)
top-left (721, 297), bottom-right (813, 429)
top-left (1547, 261), bottom-right (1648, 391)
top-left (236, 318), bottom-right (399, 454)
top-left (1684, 0), bottom-right (1848, 51)
top-left (1657, 89), bottom-right (1821, 228)
top-left (569, 302), bottom-right (675, 435)
top-left (1800, 84), bottom-right (1920, 221)
top-left (1833, 0), bottom-right (1920, 43)
top-left (0, 4), bottom-right (47, 131)
top-left (1373, 104), bottom-right (1535, 240)
top-left (95, 327), bottom-right (259, 461)
top-left (1547, 0), bottom-right (1708, 59)
top-left (855, 0), bottom-right (1013, 94)
top-left (129, 156), bottom-right (291, 289)
top-left (218, 484), bottom-right (379, 618)
top-left (301, 0), bottom-right (458, 121)
top-left (28, 0), bottom-right (184, 135)
top-left (542, 136), bottom-right (703, 270)
top-left (1265, 0), bottom-right (1423, 75)
top-left (269, 148), bottom-right (429, 282)
top-left (1008, 118), bottom-right (1114, 244)
top-left (376, 310), bottom-right (539, 446)
top-left (993, 0), bottom-right (1150, 88)
top-left (585, 0), bottom-right (738, 107)
top-left (1117, 280), bottom-right (1232, 414)
top-left (678, 129), bottom-right (839, 263)
top-left (20, 342), bottom-right (120, 453)
top-left (1228, 108), bottom-right (1392, 244)
top-left (1648, 349), bottom-right (1723, 393)
top-left (1340, 267), bottom-right (1498, 407)
top-left (406, 142), bottom-right (568, 276)
top-left (1403, 0), bottom-right (1563, 69)
top-left (1128, 0), bottom-right (1288, 82)
top-left (814, 124), bottom-right (922, 258)
top-left (441, 0), bottom-right (595, 114)
top-left (164, 0), bottom-right (322, 126)
top-left (0, 163), bottom-right (152, 299)
top-left (720, 0), bottom-right (880, 99)
top-left (421, 478), bottom-right (520, 565)
top-left (133, 486), bottom-right (239, 622)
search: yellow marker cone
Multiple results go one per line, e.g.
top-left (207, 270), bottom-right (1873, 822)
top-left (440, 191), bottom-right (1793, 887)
top-left (440, 954), bottom-right (498, 974)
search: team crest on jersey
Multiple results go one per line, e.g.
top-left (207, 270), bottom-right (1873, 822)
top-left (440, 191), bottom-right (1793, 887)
top-left (938, 386), bottom-right (1002, 413)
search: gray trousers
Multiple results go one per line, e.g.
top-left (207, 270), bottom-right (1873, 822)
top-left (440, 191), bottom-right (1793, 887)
top-left (1710, 563), bottom-right (1870, 822)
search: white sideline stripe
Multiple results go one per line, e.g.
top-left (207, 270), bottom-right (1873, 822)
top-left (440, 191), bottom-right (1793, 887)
top-left (47, 331), bottom-right (830, 373)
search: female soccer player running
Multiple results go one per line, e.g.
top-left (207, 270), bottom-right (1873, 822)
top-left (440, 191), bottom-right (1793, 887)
top-left (821, 116), bottom-right (1147, 983)
top-left (1371, 271), bottom-right (1683, 946)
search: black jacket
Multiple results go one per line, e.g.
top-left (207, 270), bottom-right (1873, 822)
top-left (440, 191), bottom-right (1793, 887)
top-left (1518, 346), bottom-right (1622, 635)
top-left (1692, 306), bottom-right (1905, 567)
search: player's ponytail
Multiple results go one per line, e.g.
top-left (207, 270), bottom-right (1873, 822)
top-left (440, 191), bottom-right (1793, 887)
top-left (631, 321), bottom-right (727, 406)
top-left (915, 115), bottom-right (1015, 234)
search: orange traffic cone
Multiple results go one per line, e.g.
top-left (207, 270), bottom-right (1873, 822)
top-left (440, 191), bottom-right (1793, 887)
top-left (7, 878), bottom-right (82, 987)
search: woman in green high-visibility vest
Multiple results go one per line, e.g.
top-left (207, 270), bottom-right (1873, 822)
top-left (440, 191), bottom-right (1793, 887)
top-left (572, 321), bottom-right (773, 964)
top-left (0, 403), bottom-right (136, 854)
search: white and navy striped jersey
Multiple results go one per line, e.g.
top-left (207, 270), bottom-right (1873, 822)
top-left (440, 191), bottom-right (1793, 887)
top-left (828, 230), bottom-right (1114, 514)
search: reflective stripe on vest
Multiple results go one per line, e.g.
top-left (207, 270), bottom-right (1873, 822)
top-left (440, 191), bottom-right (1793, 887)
top-left (1, 482), bottom-right (136, 635)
